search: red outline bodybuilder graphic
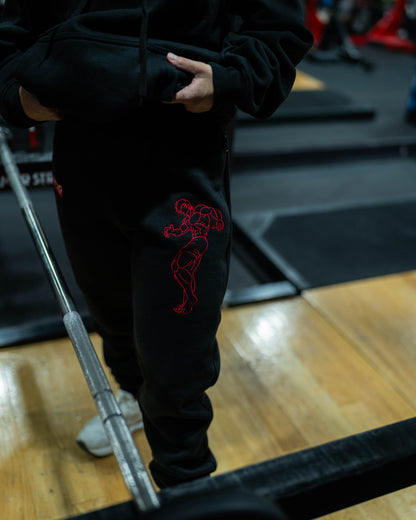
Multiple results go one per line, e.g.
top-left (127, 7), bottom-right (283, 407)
top-left (164, 199), bottom-right (224, 314)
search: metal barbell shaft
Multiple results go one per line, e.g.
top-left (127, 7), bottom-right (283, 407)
top-left (0, 127), bottom-right (160, 513)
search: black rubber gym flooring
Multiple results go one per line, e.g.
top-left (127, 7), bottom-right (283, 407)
top-left (230, 44), bottom-right (416, 290)
top-left (1, 44), bottom-right (415, 346)
top-left (231, 150), bottom-right (416, 289)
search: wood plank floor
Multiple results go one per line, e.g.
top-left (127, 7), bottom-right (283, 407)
top-left (1, 272), bottom-right (416, 519)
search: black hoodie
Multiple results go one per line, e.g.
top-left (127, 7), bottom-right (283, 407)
top-left (0, 0), bottom-right (313, 127)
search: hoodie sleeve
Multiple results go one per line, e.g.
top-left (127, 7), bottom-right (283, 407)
top-left (0, 0), bottom-right (38, 127)
top-left (210, 0), bottom-right (314, 119)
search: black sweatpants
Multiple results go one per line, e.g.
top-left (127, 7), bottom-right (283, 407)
top-left (52, 104), bottom-right (233, 488)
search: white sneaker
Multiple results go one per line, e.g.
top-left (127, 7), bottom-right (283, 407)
top-left (76, 389), bottom-right (144, 457)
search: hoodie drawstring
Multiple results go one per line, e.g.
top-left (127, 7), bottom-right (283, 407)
top-left (138, 0), bottom-right (149, 104)
top-left (71, 0), bottom-right (149, 105)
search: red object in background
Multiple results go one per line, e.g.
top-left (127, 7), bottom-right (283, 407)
top-left (28, 126), bottom-right (39, 149)
top-left (304, 0), bottom-right (327, 47)
top-left (355, 0), bottom-right (416, 53)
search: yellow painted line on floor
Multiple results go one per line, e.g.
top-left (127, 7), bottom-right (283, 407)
top-left (294, 70), bottom-right (326, 91)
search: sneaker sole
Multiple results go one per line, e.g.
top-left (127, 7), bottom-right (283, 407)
top-left (76, 420), bottom-right (144, 458)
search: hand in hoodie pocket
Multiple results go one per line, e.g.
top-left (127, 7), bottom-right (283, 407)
top-left (19, 87), bottom-right (63, 122)
top-left (163, 53), bottom-right (214, 113)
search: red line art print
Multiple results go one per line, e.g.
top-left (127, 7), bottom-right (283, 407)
top-left (164, 199), bottom-right (224, 314)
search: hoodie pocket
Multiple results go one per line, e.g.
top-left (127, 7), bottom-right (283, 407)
top-left (144, 48), bottom-right (193, 102)
top-left (14, 34), bottom-right (142, 122)
top-left (13, 11), bottom-right (222, 123)
top-left (14, 35), bottom-right (215, 122)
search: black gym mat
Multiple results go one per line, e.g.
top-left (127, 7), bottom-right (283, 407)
top-left (260, 200), bottom-right (416, 290)
top-left (237, 89), bottom-right (375, 124)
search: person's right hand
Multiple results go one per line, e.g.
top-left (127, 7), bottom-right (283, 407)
top-left (19, 86), bottom-right (63, 121)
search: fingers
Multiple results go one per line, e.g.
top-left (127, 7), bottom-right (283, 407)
top-left (167, 53), bottom-right (206, 75)
top-left (19, 86), bottom-right (63, 122)
top-left (164, 54), bottom-right (214, 113)
top-left (43, 108), bottom-right (64, 121)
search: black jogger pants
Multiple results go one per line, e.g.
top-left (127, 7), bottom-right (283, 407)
top-left (52, 104), bottom-right (232, 488)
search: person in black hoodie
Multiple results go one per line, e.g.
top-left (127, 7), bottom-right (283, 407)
top-left (0, 0), bottom-right (313, 489)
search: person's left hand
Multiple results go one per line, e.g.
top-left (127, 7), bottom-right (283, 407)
top-left (163, 53), bottom-right (214, 113)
